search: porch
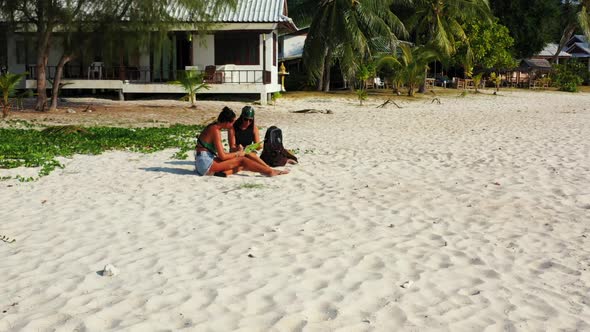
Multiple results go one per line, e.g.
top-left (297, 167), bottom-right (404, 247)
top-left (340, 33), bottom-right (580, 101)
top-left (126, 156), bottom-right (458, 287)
top-left (25, 65), bottom-right (279, 103)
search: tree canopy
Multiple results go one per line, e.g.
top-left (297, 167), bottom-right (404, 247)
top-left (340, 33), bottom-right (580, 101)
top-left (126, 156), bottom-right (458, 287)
top-left (302, 0), bottom-right (407, 91)
top-left (455, 18), bottom-right (516, 71)
top-left (490, 0), bottom-right (561, 59)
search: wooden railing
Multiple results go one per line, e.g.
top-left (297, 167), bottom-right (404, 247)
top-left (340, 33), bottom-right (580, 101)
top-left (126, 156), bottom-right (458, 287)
top-left (26, 65), bottom-right (272, 85)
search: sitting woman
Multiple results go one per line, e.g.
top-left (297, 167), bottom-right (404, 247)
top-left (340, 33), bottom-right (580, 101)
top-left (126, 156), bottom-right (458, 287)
top-left (195, 106), bottom-right (288, 177)
top-left (230, 106), bottom-right (297, 166)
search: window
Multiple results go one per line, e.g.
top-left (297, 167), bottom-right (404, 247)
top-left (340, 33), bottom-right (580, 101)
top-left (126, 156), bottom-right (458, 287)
top-left (15, 37), bottom-right (37, 64)
top-left (215, 33), bottom-right (259, 65)
top-left (15, 40), bottom-right (26, 64)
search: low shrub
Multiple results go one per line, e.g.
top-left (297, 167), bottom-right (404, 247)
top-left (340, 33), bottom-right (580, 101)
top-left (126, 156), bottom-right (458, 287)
top-left (553, 61), bottom-right (585, 92)
top-left (0, 123), bottom-right (203, 180)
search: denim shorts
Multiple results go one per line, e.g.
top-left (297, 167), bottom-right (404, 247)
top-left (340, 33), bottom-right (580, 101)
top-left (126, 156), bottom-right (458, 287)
top-left (195, 150), bottom-right (215, 176)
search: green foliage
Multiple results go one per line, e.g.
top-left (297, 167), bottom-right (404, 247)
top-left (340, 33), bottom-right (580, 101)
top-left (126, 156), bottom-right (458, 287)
top-left (456, 18), bottom-right (517, 71)
top-left (490, 0), bottom-right (562, 58)
top-left (42, 125), bottom-right (91, 135)
top-left (357, 64), bottom-right (371, 89)
top-left (490, 72), bottom-right (502, 91)
top-left (303, 0), bottom-right (408, 90)
top-left (0, 72), bottom-right (26, 118)
top-left (0, 124), bottom-right (203, 180)
top-left (472, 73), bottom-right (483, 93)
top-left (409, 0), bottom-right (492, 58)
top-left (356, 89), bottom-right (368, 106)
top-left (169, 70), bottom-right (210, 107)
top-left (271, 92), bottom-right (282, 105)
top-left (397, 45), bottom-right (438, 96)
top-left (553, 61), bottom-right (585, 92)
top-left (377, 55), bottom-right (403, 93)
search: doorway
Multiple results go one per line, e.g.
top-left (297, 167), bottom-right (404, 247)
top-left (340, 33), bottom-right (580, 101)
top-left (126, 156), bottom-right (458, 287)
top-left (176, 32), bottom-right (192, 71)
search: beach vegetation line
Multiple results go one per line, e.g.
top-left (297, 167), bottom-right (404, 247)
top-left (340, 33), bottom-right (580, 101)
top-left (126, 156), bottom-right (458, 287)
top-left (0, 123), bottom-right (203, 181)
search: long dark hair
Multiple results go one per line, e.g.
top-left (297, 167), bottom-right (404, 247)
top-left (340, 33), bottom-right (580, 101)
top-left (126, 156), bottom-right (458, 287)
top-left (234, 115), bottom-right (255, 131)
top-left (234, 106), bottom-right (255, 131)
top-left (217, 106), bottom-right (236, 123)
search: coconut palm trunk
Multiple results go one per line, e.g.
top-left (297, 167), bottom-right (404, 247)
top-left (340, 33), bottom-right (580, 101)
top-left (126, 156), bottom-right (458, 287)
top-left (322, 49), bottom-right (333, 92)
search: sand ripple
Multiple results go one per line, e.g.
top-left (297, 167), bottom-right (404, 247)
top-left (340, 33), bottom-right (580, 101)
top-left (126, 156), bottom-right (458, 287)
top-left (1, 90), bottom-right (589, 331)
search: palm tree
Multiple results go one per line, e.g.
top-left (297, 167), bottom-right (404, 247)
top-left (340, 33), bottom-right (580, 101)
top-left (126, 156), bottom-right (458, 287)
top-left (552, 0), bottom-right (590, 63)
top-left (170, 70), bottom-right (210, 107)
top-left (397, 44), bottom-right (438, 96)
top-left (409, 0), bottom-right (491, 55)
top-left (0, 72), bottom-right (27, 118)
top-left (407, 0), bottom-right (491, 88)
top-left (377, 54), bottom-right (403, 94)
top-left (302, 0), bottom-right (407, 91)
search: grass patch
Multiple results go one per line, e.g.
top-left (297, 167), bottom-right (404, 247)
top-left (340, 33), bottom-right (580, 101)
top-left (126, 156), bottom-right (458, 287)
top-left (238, 183), bottom-right (265, 190)
top-left (0, 123), bottom-right (203, 181)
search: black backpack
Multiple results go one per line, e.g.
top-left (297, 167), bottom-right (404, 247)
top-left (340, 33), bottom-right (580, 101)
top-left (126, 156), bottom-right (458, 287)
top-left (260, 126), bottom-right (298, 167)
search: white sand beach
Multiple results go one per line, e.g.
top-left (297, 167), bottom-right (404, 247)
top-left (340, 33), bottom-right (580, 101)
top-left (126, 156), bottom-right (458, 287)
top-left (1, 90), bottom-right (590, 331)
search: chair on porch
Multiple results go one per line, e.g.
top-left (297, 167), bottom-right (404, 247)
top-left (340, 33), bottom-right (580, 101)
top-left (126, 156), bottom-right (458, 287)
top-left (87, 62), bottom-right (103, 79)
top-left (203, 65), bottom-right (222, 84)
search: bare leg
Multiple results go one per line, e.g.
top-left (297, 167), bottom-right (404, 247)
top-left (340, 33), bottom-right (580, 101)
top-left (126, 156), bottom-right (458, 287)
top-left (241, 158), bottom-right (289, 176)
top-left (208, 157), bottom-right (288, 177)
top-left (246, 152), bottom-right (269, 168)
top-left (208, 158), bottom-right (243, 175)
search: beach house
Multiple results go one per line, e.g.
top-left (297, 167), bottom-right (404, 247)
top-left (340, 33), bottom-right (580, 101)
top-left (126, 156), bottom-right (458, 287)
top-left (564, 35), bottom-right (590, 71)
top-left (1, 0), bottom-right (297, 104)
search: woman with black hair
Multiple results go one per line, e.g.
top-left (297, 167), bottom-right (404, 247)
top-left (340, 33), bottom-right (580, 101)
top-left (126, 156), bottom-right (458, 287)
top-left (229, 106), bottom-right (268, 168)
top-left (195, 106), bottom-right (288, 177)
top-left (229, 105), bottom-right (297, 167)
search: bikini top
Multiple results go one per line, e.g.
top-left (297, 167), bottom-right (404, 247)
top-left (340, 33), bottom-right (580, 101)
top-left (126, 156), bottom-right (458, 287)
top-left (196, 124), bottom-right (219, 156)
top-left (197, 137), bottom-right (217, 156)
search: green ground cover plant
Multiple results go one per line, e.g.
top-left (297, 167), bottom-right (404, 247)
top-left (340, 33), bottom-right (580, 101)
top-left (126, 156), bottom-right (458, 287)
top-left (0, 123), bottom-right (203, 181)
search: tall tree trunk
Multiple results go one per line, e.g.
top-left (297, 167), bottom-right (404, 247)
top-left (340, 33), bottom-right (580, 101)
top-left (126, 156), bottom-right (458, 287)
top-left (322, 49), bottom-right (333, 92)
top-left (316, 63), bottom-right (325, 91)
top-left (315, 48), bottom-right (327, 91)
top-left (49, 54), bottom-right (73, 112)
top-left (418, 67), bottom-right (427, 93)
top-left (35, 29), bottom-right (52, 112)
top-left (552, 24), bottom-right (576, 64)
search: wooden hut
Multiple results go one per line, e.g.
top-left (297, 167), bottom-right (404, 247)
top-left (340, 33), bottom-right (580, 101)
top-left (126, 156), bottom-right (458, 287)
top-left (506, 59), bottom-right (552, 88)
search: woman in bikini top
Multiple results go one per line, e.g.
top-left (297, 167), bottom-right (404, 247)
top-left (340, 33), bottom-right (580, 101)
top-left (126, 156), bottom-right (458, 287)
top-left (195, 106), bottom-right (288, 177)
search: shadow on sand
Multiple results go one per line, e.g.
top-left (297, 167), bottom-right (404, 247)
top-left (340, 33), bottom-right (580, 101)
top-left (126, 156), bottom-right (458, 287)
top-left (141, 167), bottom-right (195, 175)
top-left (165, 160), bottom-right (194, 166)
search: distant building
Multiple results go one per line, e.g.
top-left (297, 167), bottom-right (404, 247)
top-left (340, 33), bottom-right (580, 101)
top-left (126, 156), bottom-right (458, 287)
top-left (1, 0), bottom-right (297, 104)
top-left (564, 34), bottom-right (590, 71)
top-left (532, 43), bottom-right (572, 64)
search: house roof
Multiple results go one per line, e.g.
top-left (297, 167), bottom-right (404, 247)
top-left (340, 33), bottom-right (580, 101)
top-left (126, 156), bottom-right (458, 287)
top-left (570, 34), bottom-right (588, 44)
top-left (535, 43), bottom-right (571, 58)
top-left (566, 42), bottom-right (590, 57)
top-left (2, 0), bottom-right (297, 31)
top-left (518, 59), bottom-right (552, 71)
top-left (205, 0), bottom-right (296, 30)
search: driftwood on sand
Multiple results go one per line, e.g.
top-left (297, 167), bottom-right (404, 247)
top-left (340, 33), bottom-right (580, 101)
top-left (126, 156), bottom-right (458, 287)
top-left (290, 109), bottom-right (334, 114)
top-left (377, 99), bottom-right (403, 109)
